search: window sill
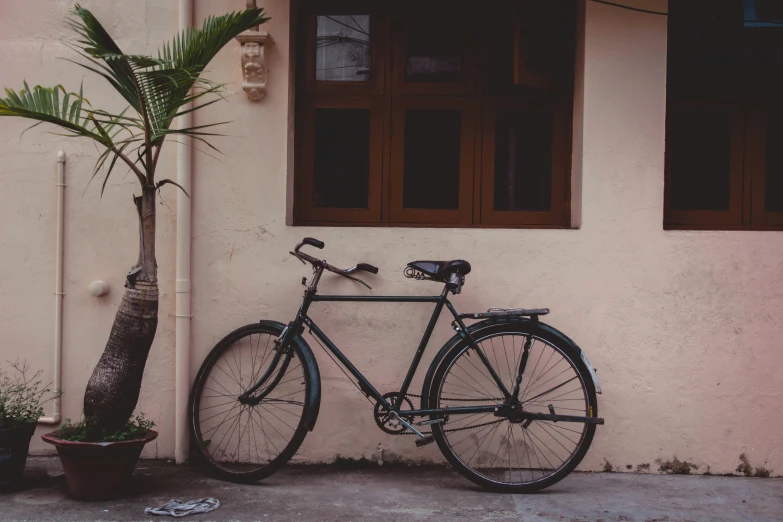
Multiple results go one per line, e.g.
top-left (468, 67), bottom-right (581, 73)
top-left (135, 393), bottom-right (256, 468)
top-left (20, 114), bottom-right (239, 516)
top-left (292, 220), bottom-right (573, 230)
top-left (664, 224), bottom-right (783, 231)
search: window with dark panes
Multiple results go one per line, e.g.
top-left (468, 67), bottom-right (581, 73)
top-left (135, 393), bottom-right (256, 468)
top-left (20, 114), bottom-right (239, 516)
top-left (295, 1), bottom-right (576, 227)
top-left (665, 0), bottom-right (783, 229)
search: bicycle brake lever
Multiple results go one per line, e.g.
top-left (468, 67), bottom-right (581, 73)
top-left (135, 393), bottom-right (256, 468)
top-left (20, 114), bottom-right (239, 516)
top-left (341, 272), bottom-right (372, 290)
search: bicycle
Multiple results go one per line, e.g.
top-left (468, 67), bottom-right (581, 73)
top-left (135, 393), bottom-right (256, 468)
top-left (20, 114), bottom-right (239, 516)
top-left (190, 238), bottom-right (604, 493)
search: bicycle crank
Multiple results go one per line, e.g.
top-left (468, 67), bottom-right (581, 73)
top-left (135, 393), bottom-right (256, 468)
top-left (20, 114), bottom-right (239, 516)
top-left (373, 392), bottom-right (415, 434)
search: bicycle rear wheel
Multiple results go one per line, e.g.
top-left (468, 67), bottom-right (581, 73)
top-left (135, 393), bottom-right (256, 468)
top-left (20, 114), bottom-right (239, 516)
top-left (190, 322), bottom-right (318, 483)
top-left (429, 322), bottom-right (598, 493)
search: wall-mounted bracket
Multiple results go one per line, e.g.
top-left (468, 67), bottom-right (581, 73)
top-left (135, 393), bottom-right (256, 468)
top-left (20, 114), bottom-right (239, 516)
top-left (236, 30), bottom-right (274, 101)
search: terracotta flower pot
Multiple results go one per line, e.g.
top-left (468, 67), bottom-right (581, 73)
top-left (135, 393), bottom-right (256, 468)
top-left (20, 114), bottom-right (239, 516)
top-left (41, 430), bottom-right (157, 500)
top-left (0, 422), bottom-right (37, 491)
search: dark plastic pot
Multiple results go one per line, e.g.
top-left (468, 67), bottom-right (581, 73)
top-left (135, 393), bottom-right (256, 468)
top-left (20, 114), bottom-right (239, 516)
top-left (41, 430), bottom-right (157, 501)
top-left (0, 422), bottom-right (37, 490)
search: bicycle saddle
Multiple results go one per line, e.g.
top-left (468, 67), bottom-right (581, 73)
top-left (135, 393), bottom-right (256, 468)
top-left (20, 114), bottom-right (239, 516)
top-left (406, 260), bottom-right (472, 280)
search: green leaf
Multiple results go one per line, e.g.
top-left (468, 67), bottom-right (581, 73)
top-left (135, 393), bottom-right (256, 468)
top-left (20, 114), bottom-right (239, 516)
top-left (0, 82), bottom-right (107, 145)
top-left (3, 5), bottom-right (268, 188)
top-left (156, 178), bottom-right (190, 197)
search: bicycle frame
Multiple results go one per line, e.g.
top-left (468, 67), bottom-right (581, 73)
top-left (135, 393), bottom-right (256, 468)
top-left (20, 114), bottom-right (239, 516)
top-left (306, 291), bottom-right (511, 418)
top-left (239, 262), bottom-right (604, 427)
top-left (240, 263), bottom-right (511, 420)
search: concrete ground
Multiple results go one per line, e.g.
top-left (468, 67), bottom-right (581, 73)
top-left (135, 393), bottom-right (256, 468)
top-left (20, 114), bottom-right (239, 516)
top-left (0, 457), bottom-right (781, 521)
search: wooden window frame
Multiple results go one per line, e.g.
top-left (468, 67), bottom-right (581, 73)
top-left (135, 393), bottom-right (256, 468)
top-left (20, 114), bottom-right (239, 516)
top-left (302, 12), bottom-right (386, 96)
top-left (388, 96), bottom-right (476, 225)
top-left (663, 100), bottom-right (745, 229)
top-left (748, 107), bottom-right (783, 227)
top-left (480, 97), bottom-right (570, 226)
top-left (296, 96), bottom-right (385, 223)
top-left (293, 0), bottom-right (576, 229)
top-left (390, 18), bottom-right (478, 97)
top-left (665, 0), bottom-right (783, 231)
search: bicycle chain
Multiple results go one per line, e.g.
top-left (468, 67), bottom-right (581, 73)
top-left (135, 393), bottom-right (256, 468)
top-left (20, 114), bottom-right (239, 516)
top-left (381, 392), bottom-right (505, 436)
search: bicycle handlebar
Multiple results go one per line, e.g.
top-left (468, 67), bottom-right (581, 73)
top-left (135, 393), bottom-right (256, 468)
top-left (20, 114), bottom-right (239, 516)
top-left (300, 237), bottom-right (324, 250)
top-left (291, 238), bottom-right (379, 283)
top-left (355, 263), bottom-right (379, 275)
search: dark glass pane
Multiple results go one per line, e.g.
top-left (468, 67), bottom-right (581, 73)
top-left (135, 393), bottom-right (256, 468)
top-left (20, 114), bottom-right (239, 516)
top-left (403, 109), bottom-right (462, 209)
top-left (669, 1), bottom-right (783, 70)
top-left (765, 107), bottom-right (783, 211)
top-left (669, 105), bottom-right (732, 211)
top-left (313, 108), bottom-right (370, 208)
top-left (404, 12), bottom-right (464, 82)
top-left (745, 0), bottom-right (783, 27)
top-left (316, 15), bottom-right (371, 82)
top-left (494, 109), bottom-right (552, 212)
top-left (518, 1), bottom-right (573, 81)
top-left (480, 4), bottom-right (515, 90)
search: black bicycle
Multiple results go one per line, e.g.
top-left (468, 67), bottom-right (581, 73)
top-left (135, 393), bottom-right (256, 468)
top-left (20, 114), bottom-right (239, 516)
top-left (190, 238), bottom-right (604, 492)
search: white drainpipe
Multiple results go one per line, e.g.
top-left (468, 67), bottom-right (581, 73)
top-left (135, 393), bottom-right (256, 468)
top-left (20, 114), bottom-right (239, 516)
top-left (39, 151), bottom-right (66, 425)
top-left (175, 0), bottom-right (194, 464)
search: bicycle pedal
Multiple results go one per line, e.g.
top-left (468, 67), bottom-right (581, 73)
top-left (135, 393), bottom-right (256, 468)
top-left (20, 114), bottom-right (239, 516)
top-left (415, 435), bottom-right (435, 447)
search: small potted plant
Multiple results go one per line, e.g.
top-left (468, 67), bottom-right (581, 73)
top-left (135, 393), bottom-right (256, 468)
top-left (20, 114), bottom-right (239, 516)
top-left (41, 414), bottom-right (156, 500)
top-left (0, 362), bottom-right (57, 491)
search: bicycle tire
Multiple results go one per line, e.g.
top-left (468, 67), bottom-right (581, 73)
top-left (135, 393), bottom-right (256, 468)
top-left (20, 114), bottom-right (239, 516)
top-left (428, 321), bottom-right (598, 493)
top-left (189, 321), bottom-right (320, 483)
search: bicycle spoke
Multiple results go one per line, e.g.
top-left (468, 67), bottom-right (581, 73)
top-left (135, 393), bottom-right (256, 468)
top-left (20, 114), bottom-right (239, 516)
top-left (213, 363), bottom-right (240, 387)
top-left (437, 331), bottom-right (592, 489)
top-left (519, 340), bottom-right (546, 400)
top-left (522, 376), bottom-right (578, 404)
top-left (249, 408), bottom-right (278, 459)
top-left (261, 398), bottom-right (305, 407)
top-left (250, 407), bottom-right (262, 464)
top-left (200, 402), bottom-right (241, 428)
top-left (213, 406), bottom-right (245, 461)
top-left (448, 366), bottom-right (495, 398)
top-left (521, 356), bottom-right (565, 401)
top-left (200, 399), bottom-right (240, 412)
top-left (262, 401), bottom-right (302, 417)
top-left (260, 404), bottom-right (299, 432)
top-left (194, 326), bottom-right (309, 476)
top-left (500, 335), bottom-right (514, 389)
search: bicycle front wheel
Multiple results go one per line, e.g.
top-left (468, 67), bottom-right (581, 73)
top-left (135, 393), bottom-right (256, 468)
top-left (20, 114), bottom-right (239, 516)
top-left (190, 321), bottom-right (318, 483)
top-left (429, 322), bottom-right (598, 493)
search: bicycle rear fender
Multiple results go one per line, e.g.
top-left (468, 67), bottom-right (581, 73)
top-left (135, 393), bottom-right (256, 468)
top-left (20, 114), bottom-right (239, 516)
top-left (260, 320), bottom-right (322, 432)
top-left (419, 317), bottom-right (601, 409)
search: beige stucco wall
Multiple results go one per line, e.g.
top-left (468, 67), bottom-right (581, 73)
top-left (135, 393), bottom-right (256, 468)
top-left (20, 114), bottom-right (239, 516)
top-left (1, 0), bottom-right (781, 475)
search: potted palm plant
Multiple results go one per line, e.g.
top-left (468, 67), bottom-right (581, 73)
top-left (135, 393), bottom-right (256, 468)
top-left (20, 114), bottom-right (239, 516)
top-left (0, 362), bottom-right (57, 491)
top-left (0, 4), bottom-right (268, 500)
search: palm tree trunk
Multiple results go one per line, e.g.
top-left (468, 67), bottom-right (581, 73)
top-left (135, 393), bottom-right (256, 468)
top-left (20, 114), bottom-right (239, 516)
top-left (83, 187), bottom-right (158, 435)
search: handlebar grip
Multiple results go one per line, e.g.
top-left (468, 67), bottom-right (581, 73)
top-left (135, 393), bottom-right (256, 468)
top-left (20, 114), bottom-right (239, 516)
top-left (356, 263), bottom-right (379, 275)
top-left (302, 237), bottom-right (325, 249)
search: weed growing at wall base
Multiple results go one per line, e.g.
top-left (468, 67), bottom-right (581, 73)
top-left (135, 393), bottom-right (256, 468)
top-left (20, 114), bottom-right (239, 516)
top-left (56, 414), bottom-right (155, 443)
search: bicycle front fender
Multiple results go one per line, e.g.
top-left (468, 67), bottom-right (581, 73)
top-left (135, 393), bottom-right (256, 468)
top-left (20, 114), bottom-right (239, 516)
top-left (419, 317), bottom-right (601, 409)
top-left (258, 320), bottom-right (322, 432)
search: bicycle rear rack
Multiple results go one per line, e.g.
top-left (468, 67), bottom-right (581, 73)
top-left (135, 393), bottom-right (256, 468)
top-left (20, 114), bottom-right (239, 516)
top-left (458, 307), bottom-right (550, 320)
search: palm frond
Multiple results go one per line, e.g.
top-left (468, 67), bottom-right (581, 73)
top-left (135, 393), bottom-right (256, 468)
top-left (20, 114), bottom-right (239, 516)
top-left (144, 8), bottom-right (269, 141)
top-left (3, 5), bottom-right (268, 190)
top-left (1, 81), bottom-right (147, 187)
top-left (67, 5), bottom-right (142, 113)
top-left (67, 4), bottom-right (267, 155)
top-left (1, 82), bottom-right (107, 144)
top-left (160, 9), bottom-right (269, 74)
